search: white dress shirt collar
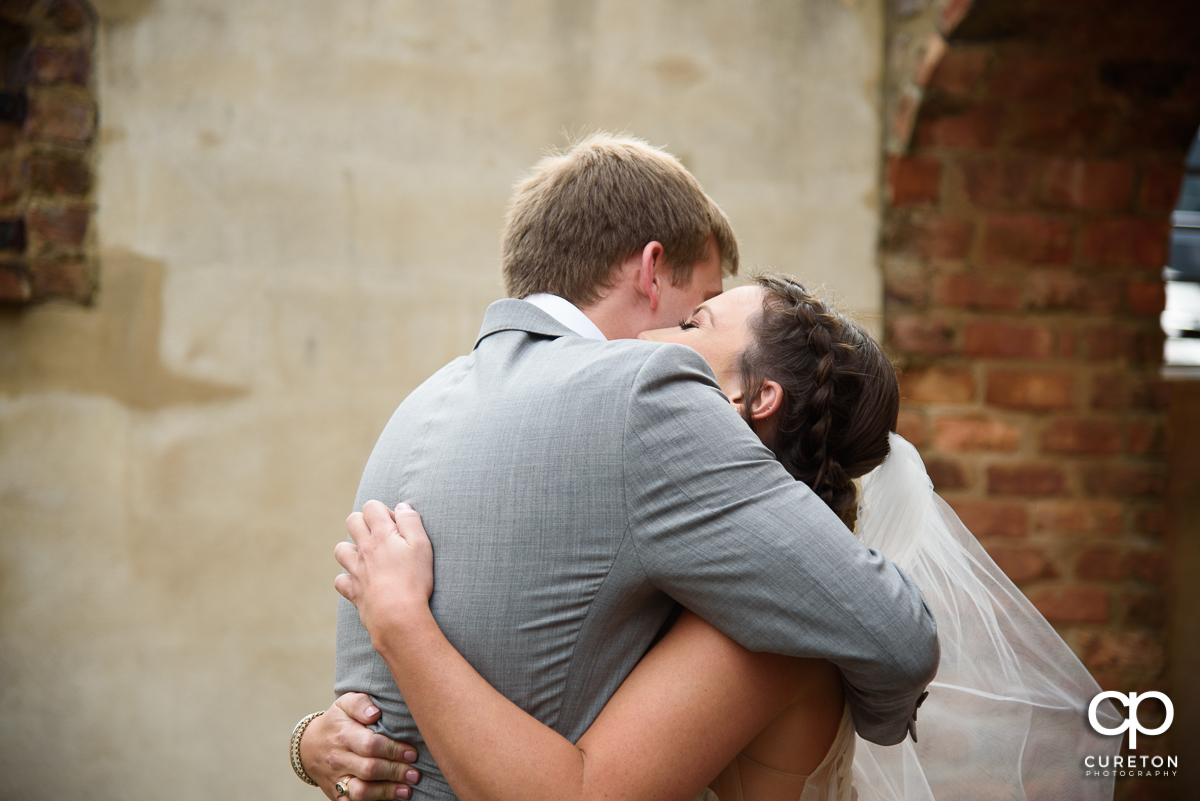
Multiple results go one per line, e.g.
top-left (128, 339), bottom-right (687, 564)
top-left (521, 294), bottom-right (608, 341)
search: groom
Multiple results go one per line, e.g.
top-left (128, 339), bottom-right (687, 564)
top-left (299, 134), bottom-right (938, 799)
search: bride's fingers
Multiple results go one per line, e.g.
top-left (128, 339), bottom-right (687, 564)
top-left (333, 572), bottom-right (355, 603)
top-left (361, 500), bottom-right (398, 539)
top-left (393, 503), bottom-right (430, 548)
top-left (346, 511), bottom-right (371, 545)
top-left (343, 776), bottom-right (416, 801)
top-left (334, 540), bottom-right (359, 573)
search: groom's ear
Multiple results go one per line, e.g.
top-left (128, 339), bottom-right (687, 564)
top-left (637, 241), bottom-right (667, 310)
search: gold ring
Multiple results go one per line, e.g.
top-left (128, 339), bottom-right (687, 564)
top-left (335, 778), bottom-right (350, 796)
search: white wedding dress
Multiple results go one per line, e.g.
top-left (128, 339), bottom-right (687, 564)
top-left (701, 434), bottom-right (1123, 801)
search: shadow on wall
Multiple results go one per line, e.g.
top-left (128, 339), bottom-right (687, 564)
top-left (89, 0), bottom-right (156, 25)
top-left (0, 248), bottom-right (246, 408)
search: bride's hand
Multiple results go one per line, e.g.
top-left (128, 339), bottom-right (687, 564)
top-left (335, 501), bottom-right (435, 640)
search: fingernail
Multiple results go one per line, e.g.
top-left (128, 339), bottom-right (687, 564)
top-left (397, 502), bottom-right (413, 511)
top-left (403, 749), bottom-right (418, 762)
top-left (397, 787), bottom-right (411, 800)
top-left (365, 705), bottom-right (379, 717)
top-left (406, 769), bottom-right (419, 783)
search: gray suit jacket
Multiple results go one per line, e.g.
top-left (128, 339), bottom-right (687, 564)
top-left (336, 299), bottom-right (938, 799)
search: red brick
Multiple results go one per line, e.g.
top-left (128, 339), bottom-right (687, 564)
top-left (1059, 330), bottom-right (1076, 358)
top-left (987, 370), bottom-right (1074, 411)
top-left (958, 158), bottom-right (1041, 208)
top-left (1027, 273), bottom-right (1119, 313)
top-left (30, 258), bottom-right (91, 301)
top-left (934, 414), bottom-right (1020, 452)
top-left (1136, 507), bottom-right (1165, 537)
top-left (24, 97), bottom-right (94, 142)
top-left (1044, 159), bottom-right (1135, 211)
top-left (887, 155), bottom-right (941, 206)
top-left (1123, 110), bottom-right (1200, 152)
top-left (888, 215), bottom-right (973, 260)
top-left (884, 268), bottom-right (928, 307)
top-left (0, 263), bottom-right (30, 301)
top-left (986, 545), bottom-right (1055, 584)
top-left (1129, 330), bottom-right (1163, 364)
top-left (1125, 592), bottom-right (1165, 629)
top-left (1079, 631), bottom-right (1164, 676)
top-left (30, 47), bottom-right (89, 85)
top-left (1041, 418), bottom-right (1121, 455)
top-left (1082, 326), bottom-right (1129, 361)
top-left (898, 366), bottom-right (976, 403)
top-left (1031, 588), bottom-right (1109, 624)
top-left (1091, 373), bottom-right (1169, 410)
top-left (895, 410), bottom-right (928, 447)
top-left (1140, 164), bottom-right (1184, 211)
top-left (1076, 546), bottom-right (1127, 580)
top-left (964, 322), bottom-right (1054, 359)
top-left (0, 154), bottom-right (24, 203)
top-left (888, 316), bottom-right (957, 355)
top-left (1081, 218), bottom-right (1169, 270)
top-left (926, 458), bottom-right (967, 490)
top-left (987, 464), bottom-right (1068, 496)
top-left (1032, 499), bottom-right (1124, 535)
top-left (984, 215), bottom-right (1071, 266)
top-left (946, 499), bottom-right (1028, 538)
top-left (27, 205), bottom-right (88, 247)
top-left (926, 47), bottom-right (986, 95)
top-left (988, 57), bottom-right (1087, 101)
top-left (1083, 465), bottom-right (1166, 498)
top-left (932, 273), bottom-right (1021, 310)
top-left (1126, 279), bottom-right (1165, 316)
top-left (915, 104), bottom-right (1001, 150)
top-left (0, 0), bottom-right (36, 22)
top-left (1011, 104), bottom-right (1113, 153)
top-left (1127, 420), bottom-right (1164, 455)
top-left (28, 154), bottom-right (90, 195)
top-left (1128, 550), bottom-right (1167, 584)
top-left (48, 0), bottom-right (90, 30)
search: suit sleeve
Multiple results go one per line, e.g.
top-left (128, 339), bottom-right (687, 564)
top-left (621, 343), bottom-right (939, 746)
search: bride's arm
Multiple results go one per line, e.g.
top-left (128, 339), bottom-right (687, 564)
top-left (337, 501), bottom-right (811, 801)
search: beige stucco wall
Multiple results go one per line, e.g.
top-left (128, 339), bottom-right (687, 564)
top-left (0, 0), bottom-right (884, 796)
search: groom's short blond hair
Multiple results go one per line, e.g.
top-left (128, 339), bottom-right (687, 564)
top-left (502, 133), bottom-right (738, 305)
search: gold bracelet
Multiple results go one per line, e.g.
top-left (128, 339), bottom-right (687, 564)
top-left (290, 711), bottom-right (324, 786)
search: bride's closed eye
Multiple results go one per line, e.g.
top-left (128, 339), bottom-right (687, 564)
top-left (678, 319), bottom-right (698, 331)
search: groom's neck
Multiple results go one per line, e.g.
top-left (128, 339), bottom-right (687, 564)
top-left (577, 294), bottom-right (649, 341)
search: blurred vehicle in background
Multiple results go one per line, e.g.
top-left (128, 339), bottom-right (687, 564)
top-left (1163, 129), bottom-right (1200, 370)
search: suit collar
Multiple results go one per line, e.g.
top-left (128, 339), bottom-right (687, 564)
top-left (474, 298), bottom-right (581, 349)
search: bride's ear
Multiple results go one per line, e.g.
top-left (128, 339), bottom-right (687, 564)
top-left (729, 379), bottom-right (782, 423)
top-left (747, 379), bottom-right (782, 422)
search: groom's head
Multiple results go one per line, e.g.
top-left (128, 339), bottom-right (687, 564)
top-left (502, 133), bottom-right (738, 337)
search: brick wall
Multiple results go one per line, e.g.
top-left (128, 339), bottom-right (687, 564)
top-left (881, 4), bottom-right (1200, 791)
top-left (0, 0), bottom-right (95, 304)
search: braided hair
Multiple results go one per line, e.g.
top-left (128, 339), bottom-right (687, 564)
top-left (737, 275), bottom-right (899, 528)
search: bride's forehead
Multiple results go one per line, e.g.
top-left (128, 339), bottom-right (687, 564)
top-left (712, 285), bottom-right (764, 317)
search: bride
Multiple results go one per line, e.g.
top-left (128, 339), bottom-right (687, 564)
top-left (325, 275), bottom-right (1121, 801)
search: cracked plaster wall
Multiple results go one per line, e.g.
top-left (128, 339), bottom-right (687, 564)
top-left (0, 1), bottom-right (884, 795)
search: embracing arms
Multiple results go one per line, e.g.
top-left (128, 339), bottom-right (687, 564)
top-left (620, 344), bottom-right (939, 744)
top-left (334, 502), bottom-right (832, 801)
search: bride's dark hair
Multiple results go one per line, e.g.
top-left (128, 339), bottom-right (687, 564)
top-left (737, 274), bottom-right (899, 528)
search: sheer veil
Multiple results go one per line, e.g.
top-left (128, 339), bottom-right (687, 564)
top-left (850, 433), bottom-right (1123, 801)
